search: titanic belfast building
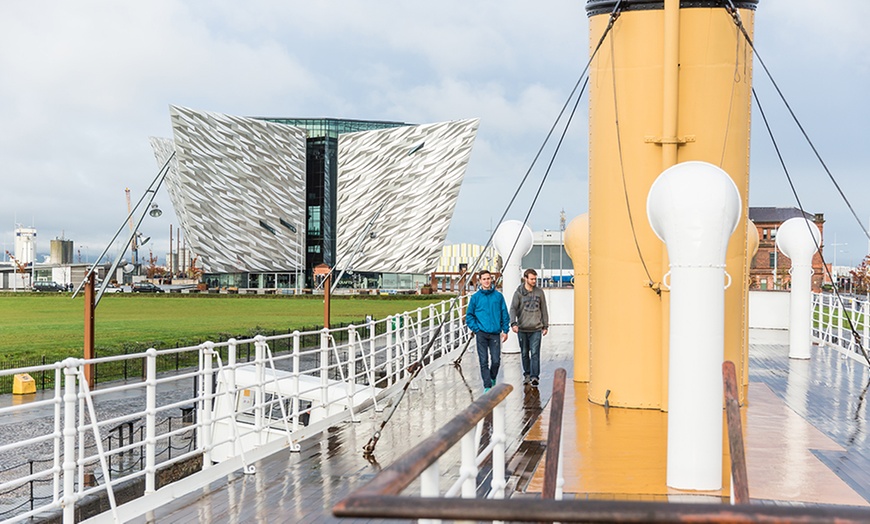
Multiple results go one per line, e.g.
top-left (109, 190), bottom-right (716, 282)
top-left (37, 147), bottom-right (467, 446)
top-left (150, 106), bottom-right (479, 290)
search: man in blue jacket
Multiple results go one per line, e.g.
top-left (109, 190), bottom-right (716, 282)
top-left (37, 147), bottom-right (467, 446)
top-left (465, 270), bottom-right (510, 392)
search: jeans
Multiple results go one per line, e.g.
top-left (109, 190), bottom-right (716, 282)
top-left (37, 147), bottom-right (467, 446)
top-left (475, 332), bottom-right (501, 388)
top-left (518, 330), bottom-right (542, 380)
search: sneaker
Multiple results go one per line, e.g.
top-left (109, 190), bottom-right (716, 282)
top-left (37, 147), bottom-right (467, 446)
top-left (531, 378), bottom-right (539, 387)
top-left (483, 387), bottom-right (491, 393)
top-left (523, 375), bottom-right (530, 385)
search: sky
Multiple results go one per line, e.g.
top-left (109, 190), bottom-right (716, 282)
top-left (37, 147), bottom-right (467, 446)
top-left (1, 0), bottom-right (868, 268)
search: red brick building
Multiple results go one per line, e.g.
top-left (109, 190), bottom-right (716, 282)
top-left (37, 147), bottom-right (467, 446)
top-left (749, 207), bottom-right (825, 292)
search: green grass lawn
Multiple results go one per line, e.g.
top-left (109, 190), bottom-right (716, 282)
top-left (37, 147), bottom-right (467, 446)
top-left (0, 293), bottom-right (450, 363)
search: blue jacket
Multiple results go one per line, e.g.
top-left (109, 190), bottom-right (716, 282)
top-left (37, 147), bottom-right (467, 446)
top-left (466, 287), bottom-right (510, 334)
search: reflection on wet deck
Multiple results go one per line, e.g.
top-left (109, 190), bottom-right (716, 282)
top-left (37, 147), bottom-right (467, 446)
top-left (126, 325), bottom-right (870, 522)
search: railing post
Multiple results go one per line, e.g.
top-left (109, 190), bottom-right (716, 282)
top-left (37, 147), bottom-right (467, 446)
top-left (402, 312), bottom-right (410, 380)
top-left (460, 431), bottom-right (477, 498)
top-left (420, 461), bottom-right (441, 524)
top-left (723, 361), bottom-right (749, 504)
top-left (491, 402), bottom-right (507, 500)
top-left (145, 348), bottom-right (157, 494)
top-left (429, 304), bottom-right (436, 350)
top-left (53, 366), bottom-right (62, 505)
top-left (320, 329), bottom-right (330, 414)
top-left (228, 338), bottom-right (238, 457)
top-left (292, 331), bottom-right (301, 431)
top-left (201, 342), bottom-right (215, 468)
top-left (543, 368), bottom-right (566, 500)
top-left (348, 325), bottom-right (357, 409)
top-left (386, 316), bottom-right (395, 387)
top-left (837, 297), bottom-right (844, 347)
top-left (254, 335), bottom-right (266, 443)
top-left (62, 358), bottom-right (78, 524)
top-left (863, 298), bottom-right (870, 356)
top-left (440, 302), bottom-right (447, 351)
top-left (368, 319), bottom-right (377, 389)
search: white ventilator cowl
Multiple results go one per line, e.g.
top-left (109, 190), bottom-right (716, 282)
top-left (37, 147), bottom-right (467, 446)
top-left (647, 161), bottom-right (741, 491)
top-left (776, 217), bottom-right (821, 359)
top-left (492, 220), bottom-right (534, 354)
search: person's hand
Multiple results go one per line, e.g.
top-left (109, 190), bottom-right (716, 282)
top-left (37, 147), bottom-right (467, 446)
top-left (543, 328), bottom-right (548, 336)
top-left (511, 325), bottom-right (518, 333)
top-left (500, 333), bottom-right (508, 342)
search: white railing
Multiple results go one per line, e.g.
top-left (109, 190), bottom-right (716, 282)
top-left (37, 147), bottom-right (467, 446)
top-left (812, 292), bottom-right (870, 362)
top-left (0, 296), bottom-right (469, 524)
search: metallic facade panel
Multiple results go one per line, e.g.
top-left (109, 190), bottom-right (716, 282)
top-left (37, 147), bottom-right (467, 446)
top-left (152, 106), bottom-right (306, 274)
top-left (335, 118), bottom-right (480, 274)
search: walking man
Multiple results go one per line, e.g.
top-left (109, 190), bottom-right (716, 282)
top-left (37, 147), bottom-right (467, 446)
top-left (466, 270), bottom-right (510, 393)
top-left (510, 269), bottom-right (549, 387)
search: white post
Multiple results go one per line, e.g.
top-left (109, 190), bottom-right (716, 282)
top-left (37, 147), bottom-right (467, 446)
top-left (254, 335), bottom-right (266, 443)
top-left (492, 220), bottom-right (534, 354)
top-left (460, 432), bottom-right (477, 498)
top-left (292, 331), bottom-right (301, 431)
top-left (228, 338), bottom-right (238, 456)
top-left (420, 461), bottom-right (441, 524)
top-left (348, 325), bottom-right (357, 407)
top-left (201, 342), bottom-right (214, 468)
top-left (62, 359), bottom-right (78, 524)
top-left (776, 218), bottom-right (822, 359)
top-left (145, 348), bottom-right (157, 494)
top-left (320, 329), bottom-right (330, 413)
top-left (647, 161), bottom-right (741, 491)
top-left (491, 403), bottom-right (507, 499)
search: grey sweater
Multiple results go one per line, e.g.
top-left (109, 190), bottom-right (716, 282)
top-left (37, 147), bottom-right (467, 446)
top-left (509, 285), bottom-right (549, 332)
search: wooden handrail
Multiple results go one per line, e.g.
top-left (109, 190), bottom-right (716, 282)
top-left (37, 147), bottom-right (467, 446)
top-left (542, 367), bottom-right (567, 499)
top-left (723, 360), bottom-right (749, 504)
top-left (334, 364), bottom-right (870, 523)
top-left (340, 383), bottom-right (512, 499)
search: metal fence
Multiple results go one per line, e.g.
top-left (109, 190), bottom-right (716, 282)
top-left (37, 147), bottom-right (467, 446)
top-left (0, 296), bottom-right (469, 524)
top-left (812, 292), bottom-right (870, 361)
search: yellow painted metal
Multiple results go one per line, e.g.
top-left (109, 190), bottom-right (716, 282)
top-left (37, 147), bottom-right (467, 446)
top-left (564, 214), bottom-right (589, 382)
top-left (13, 373), bottom-right (36, 395)
top-left (587, 6), bottom-right (755, 409)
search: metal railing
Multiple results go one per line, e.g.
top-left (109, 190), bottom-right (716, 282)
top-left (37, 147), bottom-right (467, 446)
top-left (335, 361), bottom-right (870, 523)
top-left (812, 292), bottom-right (870, 362)
top-left (333, 368), bottom-right (567, 523)
top-left (0, 296), bottom-right (469, 524)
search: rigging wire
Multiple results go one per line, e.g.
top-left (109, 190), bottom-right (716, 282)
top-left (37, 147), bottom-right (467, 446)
top-left (725, 0), bottom-right (869, 365)
top-left (609, 24), bottom-right (656, 289)
top-left (361, 3), bottom-right (626, 455)
top-left (460, 2), bottom-right (624, 286)
top-left (753, 89), bottom-right (870, 366)
top-left (724, 0), bottom-right (870, 243)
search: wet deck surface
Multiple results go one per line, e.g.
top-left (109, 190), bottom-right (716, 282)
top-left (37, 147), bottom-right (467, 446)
top-left (127, 326), bottom-right (870, 522)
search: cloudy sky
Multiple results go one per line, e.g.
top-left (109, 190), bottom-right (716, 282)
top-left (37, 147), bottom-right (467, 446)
top-left (1, 0), bottom-right (868, 267)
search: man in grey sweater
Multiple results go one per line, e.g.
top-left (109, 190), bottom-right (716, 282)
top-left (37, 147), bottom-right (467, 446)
top-left (509, 268), bottom-right (549, 387)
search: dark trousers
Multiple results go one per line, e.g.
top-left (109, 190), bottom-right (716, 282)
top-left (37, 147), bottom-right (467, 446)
top-left (475, 332), bottom-right (501, 389)
top-left (518, 330), bottom-right (542, 380)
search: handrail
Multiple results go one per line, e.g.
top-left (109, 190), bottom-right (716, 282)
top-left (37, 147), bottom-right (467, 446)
top-left (345, 384), bottom-right (512, 499)
top-left (723, 361), bottom-right (749, 504)
top-left (335, 361), bottom-right (870, 523)
top-left (542, 367), bottom-right (566, 500)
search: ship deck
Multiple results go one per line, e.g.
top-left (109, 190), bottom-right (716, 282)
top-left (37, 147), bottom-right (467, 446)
top-left (124, 325), bottom-right (870, 523)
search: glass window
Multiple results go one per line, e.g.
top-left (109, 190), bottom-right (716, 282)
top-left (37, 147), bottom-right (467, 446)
top-left (307, 206), bottom-right (321, 236)
top-left (769, 252), bottom-right (776, 268)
